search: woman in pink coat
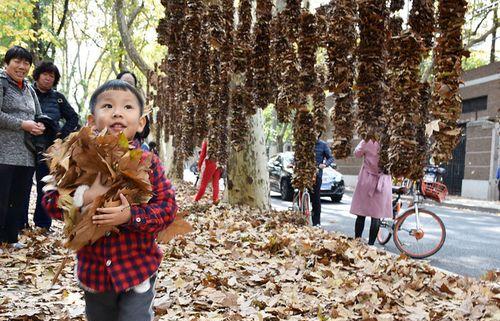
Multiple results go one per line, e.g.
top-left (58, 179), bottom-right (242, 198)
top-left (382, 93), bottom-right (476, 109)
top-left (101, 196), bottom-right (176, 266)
top-left (350, 139), bottom-right (392, 245)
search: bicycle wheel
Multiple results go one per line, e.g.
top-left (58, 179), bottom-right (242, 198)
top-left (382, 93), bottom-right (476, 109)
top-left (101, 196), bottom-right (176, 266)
top-left (301, 192), bottom-right (312, 226)
top-left (393, 208), bottom-right (446, 259)
top-left (377, 219), bottom-right (392, 245)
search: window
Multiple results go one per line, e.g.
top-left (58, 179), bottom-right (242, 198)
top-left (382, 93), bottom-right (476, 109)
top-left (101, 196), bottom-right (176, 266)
top-left (462, 96), bottom-right (487, 114)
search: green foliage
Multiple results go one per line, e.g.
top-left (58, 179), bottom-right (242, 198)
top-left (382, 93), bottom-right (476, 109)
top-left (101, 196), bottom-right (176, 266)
top-left (263, 105), bottom-right (293, 149)
top-left (0, 0), bottom-right (35, 54)
top-left (463, 50), bottom-right (490, 71)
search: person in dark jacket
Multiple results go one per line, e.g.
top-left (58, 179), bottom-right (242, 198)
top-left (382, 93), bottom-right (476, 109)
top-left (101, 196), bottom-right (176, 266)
top-left (311, 133), bottom-right (334, 227)
top-left (31, 61), bottom-right (79, 231)
top-left (0, 46), bottom-right (44, 250)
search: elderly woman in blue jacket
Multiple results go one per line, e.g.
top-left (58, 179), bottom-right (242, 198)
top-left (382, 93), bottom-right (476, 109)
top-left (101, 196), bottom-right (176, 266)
top-left (30, 61), bottom-right (79, 232)
top-left (0, 46), bottom-right (44, 250)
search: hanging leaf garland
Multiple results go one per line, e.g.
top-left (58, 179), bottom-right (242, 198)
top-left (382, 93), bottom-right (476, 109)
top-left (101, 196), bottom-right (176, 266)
top-left (284, 0), bottom-right (301, 43)
top-left (292, 10), bottom-right (319, 192)
top-left (298, 10), bottom-right (317, 96)
top-left (313, 65), bottom-right (328, 134)
top-left (230, 0), bottom-right (252, 149)
top-left (179, 0), bottom-right (203, 165)
top-left (328, 0), bottom-right (357, 159)
top-left (206, 3), bottom-right (224, 161)
top-left (355, 0), bottom-right (389, 141)
top-left (389, 0), bottom-right (404, 12)
top-left (385, 31), bottom-right (426, 178)
top-left (173, 1), bottom-right (189, 178)
top-left (216, 0), bottom-right (234, 167)
top-left (292, 108), bottom-right (317, 191)
top-left (409, 0), bottom-right (436, 51)
top-left (430, 0), bottom-right (468, 164)
top-left (251, 0), bottom-right (273, 110)
top-left (195, 15), bottom-right (211, 146)
top-left (272, 13), bottom-right (297, 123)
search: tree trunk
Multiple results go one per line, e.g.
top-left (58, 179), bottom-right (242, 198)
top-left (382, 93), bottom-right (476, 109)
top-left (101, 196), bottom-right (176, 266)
top-left (227, 109), bottom-right (270, 209)
top-left (115, 0), bottom-right (151, 76)
top-left (491, 4), bottom-right (498, 63)
top-left (160, 135), bottom-right (176, 178)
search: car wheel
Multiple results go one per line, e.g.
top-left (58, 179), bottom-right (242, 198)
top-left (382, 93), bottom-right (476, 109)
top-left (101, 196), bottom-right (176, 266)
top-left (280, 179), bottom-right (293, 201)
top-left (331, 194), bottom-right (343, 203)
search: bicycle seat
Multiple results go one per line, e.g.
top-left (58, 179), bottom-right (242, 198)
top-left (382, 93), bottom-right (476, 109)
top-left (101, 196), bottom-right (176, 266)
top-left (392, 186), bottom-right (407, 195)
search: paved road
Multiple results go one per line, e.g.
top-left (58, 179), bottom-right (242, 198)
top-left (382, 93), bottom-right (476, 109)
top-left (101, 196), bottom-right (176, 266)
top-left (270, 192), bottom-right (500, 278)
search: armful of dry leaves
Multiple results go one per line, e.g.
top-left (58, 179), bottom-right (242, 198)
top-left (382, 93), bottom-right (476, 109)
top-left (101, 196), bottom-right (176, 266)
top-left (44, 127), bottom-right (192, 251)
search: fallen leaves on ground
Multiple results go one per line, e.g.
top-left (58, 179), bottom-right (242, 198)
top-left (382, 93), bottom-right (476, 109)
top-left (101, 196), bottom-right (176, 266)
top-left (1, 182), bottom-right (498, 320)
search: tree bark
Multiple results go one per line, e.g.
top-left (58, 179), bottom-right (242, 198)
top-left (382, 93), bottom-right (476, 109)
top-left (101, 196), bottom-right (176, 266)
top-left (115, 0), bottom-right (152, 76)
top-left (276, 123), bottom-right (289, 153)
top-left (491, 4), bottom-right (498, 63)
top-left (160, 135), bottom-right (176, 178)
top-left (227, 109), bottom-right (270, 210)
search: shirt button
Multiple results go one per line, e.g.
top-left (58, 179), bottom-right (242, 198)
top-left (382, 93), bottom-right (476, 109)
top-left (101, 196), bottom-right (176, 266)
top-left (105, 232), bottom-right (111, 237)
top-left (106, 260), bottom-right (112, 267)
top-left (135, 217), bottom-right (141, 223)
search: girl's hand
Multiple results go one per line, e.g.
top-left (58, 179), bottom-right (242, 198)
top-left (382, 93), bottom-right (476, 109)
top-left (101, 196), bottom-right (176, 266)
top-left (93, 194), bottom-right (131, 227)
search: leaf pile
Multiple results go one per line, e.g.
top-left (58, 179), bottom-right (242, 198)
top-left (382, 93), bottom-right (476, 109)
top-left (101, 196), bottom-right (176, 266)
top-left (44, 127), bottom-right (153, 250)
top-left (430, 0), bottom-right (468, 164)
top-left (355, 0), bottom-right (389, 141)
top-left (327, 0), bottom-right (358, 159)
top-left (1, 182), bottom-right (499, 320)
top-left (384, 31), bottom-right (426, 179)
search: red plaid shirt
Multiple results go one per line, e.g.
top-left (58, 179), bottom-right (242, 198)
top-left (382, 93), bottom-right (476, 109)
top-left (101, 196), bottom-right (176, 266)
top-left (43, 152), bottom-right (177, 292)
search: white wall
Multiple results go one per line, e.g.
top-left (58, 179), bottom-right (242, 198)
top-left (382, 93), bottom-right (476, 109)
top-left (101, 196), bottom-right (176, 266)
top-left (461, 179), bottom-right (491, 200)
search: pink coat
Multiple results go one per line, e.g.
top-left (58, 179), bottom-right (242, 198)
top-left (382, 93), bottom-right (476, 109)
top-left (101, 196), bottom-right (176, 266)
top-left (349, 140), bottom-right (392, 219)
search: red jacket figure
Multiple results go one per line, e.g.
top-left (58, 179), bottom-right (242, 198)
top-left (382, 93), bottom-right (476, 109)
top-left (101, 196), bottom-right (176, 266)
top-left (194, 140), bottom-right (221, 204)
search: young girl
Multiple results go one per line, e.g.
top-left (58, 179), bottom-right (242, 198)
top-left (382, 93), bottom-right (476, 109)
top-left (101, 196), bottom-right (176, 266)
top-left (43, 80), bottom-right (177, 321)
top-left (194, 139), bottom-right (222, 205)
top-left (350, 139), bottom-right (392, 245)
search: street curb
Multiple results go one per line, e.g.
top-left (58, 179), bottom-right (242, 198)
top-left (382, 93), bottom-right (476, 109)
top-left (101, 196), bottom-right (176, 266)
top-left (343, 190), bottom-right (499, 215)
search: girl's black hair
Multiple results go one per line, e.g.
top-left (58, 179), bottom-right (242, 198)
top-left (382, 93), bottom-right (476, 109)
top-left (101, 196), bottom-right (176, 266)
top-left (136, 116), bottom-right (150, 140)
top-left (89, 79), bottom-right (144, 114)
top-left (4, 46), bottom-right (33, 65)
top-left (33, 61), bottom-right (61, 88)
top-left (116, 70), bottom-right (138, 86)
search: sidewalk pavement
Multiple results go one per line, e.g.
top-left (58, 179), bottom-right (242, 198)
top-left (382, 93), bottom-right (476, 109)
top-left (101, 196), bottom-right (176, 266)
top-left (344, 187), bottom-right (500, 215)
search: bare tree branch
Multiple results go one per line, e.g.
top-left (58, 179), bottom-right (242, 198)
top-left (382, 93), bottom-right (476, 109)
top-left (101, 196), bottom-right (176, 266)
top-left (114, 0), bottom-right (152, 76)
top-left (467, 24), bottom-right (499, 49)
top-left (56, 0), bottom-right (70, 36)
top-left (128, 1), bottom-right (144, 29)
top-left (471, 9), bottom-right (493, 35)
